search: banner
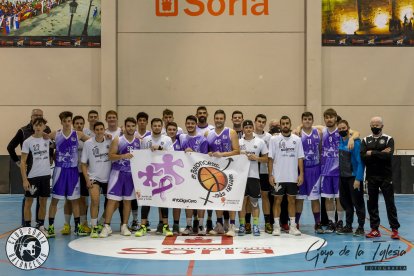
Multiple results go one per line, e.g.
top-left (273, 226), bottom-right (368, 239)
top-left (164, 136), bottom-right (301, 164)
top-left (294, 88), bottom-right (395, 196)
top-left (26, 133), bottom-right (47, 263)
top-left (131, 150), bottom-right (249, 211)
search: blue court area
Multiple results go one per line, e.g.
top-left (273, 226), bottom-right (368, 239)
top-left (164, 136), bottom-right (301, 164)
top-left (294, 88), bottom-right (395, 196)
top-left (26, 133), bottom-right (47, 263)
top-left (0, 194), bottom-right (412, 276)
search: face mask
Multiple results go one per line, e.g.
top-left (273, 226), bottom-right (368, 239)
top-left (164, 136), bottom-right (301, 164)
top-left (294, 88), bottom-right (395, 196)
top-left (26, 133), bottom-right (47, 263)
top-left (339, 130), bottom-right (348, 137)
top-left (371, 127), bottom-right (382, 135)
top-left (269, 126), bottom-right (281, 135)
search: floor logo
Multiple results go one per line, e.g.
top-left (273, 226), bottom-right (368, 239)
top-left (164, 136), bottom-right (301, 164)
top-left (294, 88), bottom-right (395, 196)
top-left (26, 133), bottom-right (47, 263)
top-left (5, 227), bottom-right (49, 270)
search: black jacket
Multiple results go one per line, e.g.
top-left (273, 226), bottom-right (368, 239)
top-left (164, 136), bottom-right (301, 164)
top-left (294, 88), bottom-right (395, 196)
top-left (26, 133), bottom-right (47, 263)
top-left (360, 133), bottom-right (394, 179)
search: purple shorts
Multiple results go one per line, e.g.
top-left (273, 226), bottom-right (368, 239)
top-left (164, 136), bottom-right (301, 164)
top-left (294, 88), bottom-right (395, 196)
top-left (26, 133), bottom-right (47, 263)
top-left (52, 167), bottom-right (80, 200)
top-left (297, 166), bottom-right (321, 200)
top-left (107, 170), bottom-right (135, 201)
top-left (321, 175), bottom-right (339, 198)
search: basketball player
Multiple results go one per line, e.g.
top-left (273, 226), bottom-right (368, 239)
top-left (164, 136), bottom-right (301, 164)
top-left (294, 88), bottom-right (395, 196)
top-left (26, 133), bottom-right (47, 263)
top-left (105, 110), bottom-right (122, 138)
top-left (238, 120), bottom-right (268, 236)
top-left (232, 110), bottom-right (244, 139)
top-left (135, 118), bottom-right (174, 237)
top-left (81, 121), bottom-right (112, 238)
top-left (83, 110), bottom-right (99, 137)
top-left (47, 111), bottom-right (90, 237)
top-left (20, 117), bottom-right (52, 237)
top-left (268, 116), bottom-right (304, 236)
top-left (295, 112), bottom-right (324, 234)
top-left (161, 109), bottom-right (183, 135)
top-left (206, 110), bottom-right (240, 237)
top-left (196, 106), bottom-right (215, 136)
top-left (99, 117), bottom-right (140, 238)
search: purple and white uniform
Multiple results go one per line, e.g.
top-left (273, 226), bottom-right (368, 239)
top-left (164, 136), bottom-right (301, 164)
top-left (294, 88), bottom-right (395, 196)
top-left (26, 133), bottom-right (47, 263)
top-left (135, 130), bottom-right (151, 140)
top-left (196, 124), bottom-right (215, 137)
top-left (297, 128), bottom-right (321, 200)
top-left (107, 136), bottom-right (140, 201)
top-left (179, 134), bottom-right (208, 154)
top-left (173, 139), bottom-right (182, 151)
top-left (52, 130), bottom-right (80, 200)
top-left (206, 127), bottom-right (232, 153)
top-left (320, 127), bottom-right (340, 198)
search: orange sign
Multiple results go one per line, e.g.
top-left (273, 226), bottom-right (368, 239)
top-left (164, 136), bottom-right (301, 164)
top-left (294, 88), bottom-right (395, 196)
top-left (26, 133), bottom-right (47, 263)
top-left (156, 0), bottom-right (269, 17)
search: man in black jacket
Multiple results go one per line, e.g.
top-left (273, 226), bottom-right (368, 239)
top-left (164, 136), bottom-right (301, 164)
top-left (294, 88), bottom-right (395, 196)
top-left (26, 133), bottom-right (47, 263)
top-left (360, 116), bottom-right (400, 239)
top-left (7, 109), bottom-right (52, 226)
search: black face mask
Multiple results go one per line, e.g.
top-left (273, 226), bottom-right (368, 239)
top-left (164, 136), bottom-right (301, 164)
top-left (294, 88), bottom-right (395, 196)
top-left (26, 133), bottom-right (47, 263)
top-left (339, 130), bottom-right (348, 137)
top-left (371, 127), bottom-right (382, 135)
top-left (269, 126), bottom-right (281, 135)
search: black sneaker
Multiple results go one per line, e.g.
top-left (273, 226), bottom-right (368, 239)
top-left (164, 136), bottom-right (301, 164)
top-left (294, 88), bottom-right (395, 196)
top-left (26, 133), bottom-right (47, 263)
top-left (335, 220), bottom-right (344, 233)
top-left (206, 219), bottom-right (213, 233)
top-left (156, 222), bottom-right (163, 235)
top-left (314, 222), bottom-right (324, 234)
top-left (325, 220), bottom-right (336, 233)
top-left (336, 225), bottom-right (353, 235)
top-left (245, 223), bottom-right (252, 234)
top-left (354, 227), bottom-right (365, 237)
top-left (145, 221), bottom-right (151, 232)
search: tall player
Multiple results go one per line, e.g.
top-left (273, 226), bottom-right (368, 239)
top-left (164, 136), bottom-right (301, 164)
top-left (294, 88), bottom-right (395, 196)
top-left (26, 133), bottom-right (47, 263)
top-left (207, 110), bottom-right (240, 237)
top-left (83, 110), bottom-right (99, 137)
top-left (238, 120), bottom-right (268, 236)
top-left (99, 117), bottom-right (140, 238)
top-left (295, 112), bottom-right (324, 234)
top-left (196, 106), bottom-right (214, 136)
top-left (105, 110), bottom-right (122, 138)
top-left (47, 111), bottom-right (90, 237)
top-left (81, 121), bottom-right (112, 238)
top-left (161, 109), bottom-right (183, 135)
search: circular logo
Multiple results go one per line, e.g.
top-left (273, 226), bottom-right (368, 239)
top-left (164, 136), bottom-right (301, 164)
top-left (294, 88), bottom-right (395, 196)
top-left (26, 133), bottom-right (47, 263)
top-left (198, 166), bottom-right (228, 193)
top-left (6, 227), bottom-right (49, 270)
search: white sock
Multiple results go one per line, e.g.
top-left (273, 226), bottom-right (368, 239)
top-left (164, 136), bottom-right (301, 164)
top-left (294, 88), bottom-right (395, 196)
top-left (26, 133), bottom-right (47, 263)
top-left (290, 217), bottom-right (296, 228)
top-left (80, 215), bottom-right (87, 224)
top-left (65, 214), bottom-right (72, 225)
top-left (186, 218), bottom-right (192, 227)
top-left (91, 218), bottom-right (98, 227)
top-left (337, 211), bottom-right (344, 222)
top-left (132, 210), bottom-right (138, 221)
top-left (273, 218), bottom-right (280, 228)
top-left (198, 217), bottom-right (204, 227)
top-left (327, 211), bottom-right (335, 222)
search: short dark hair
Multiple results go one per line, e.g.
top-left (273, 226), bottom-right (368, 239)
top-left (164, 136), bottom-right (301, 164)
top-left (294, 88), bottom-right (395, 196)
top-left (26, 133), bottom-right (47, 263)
top-left (214, 109), bottom-right (226, 119)
top-left (232, 110), bottom-right (243, 118)
top-left (59, 111), bottom-right (73, 121)
top-left (73, 115), bottom-right (85, 124)
top-left (196, 106), bottom-right (207, 113)
top-left (151, 118), bottom-right (163, 126)
top-left (88, 110), bottom-right (99, 116)
top-left (337, 119), bottom-right (349, 128)
top-left (336, 115), bottom-right (342, 123)
top-left (124, 117), bottom-right (137, 126)
top-left (136, 112), bottom-right (149, 121)
top-left (94, 121), bottom-right (105, 130)
top-left (166, 122), bottom-right (178, 129)
top-left (301, 111), bottom-right (314, 120)
top-left (33, 117), bottom-right (47, 126)
top-left (186, 115), bottom-right (198, 123)
top-left (105, 110), bottom-right (118, 119)
top-left (255, 114), bottom-right (267, 121)
top-left (323, 108), bottom-right (337, 118)
top-left (163, 109), bottom-right (174, 117)
top-left (280, 115), bottom-right (291, 125)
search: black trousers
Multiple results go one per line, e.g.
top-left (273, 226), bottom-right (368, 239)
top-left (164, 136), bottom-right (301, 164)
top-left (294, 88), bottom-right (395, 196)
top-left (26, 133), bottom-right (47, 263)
top-left (339, 177), bottom-right (366, 228)
top-left (367, 176), bottom-right (400, 230)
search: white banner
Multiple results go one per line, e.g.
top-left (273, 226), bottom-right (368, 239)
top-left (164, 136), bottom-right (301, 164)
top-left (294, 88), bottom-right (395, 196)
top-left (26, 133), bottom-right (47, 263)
top-left (131, 150), bottom-right (249, 211)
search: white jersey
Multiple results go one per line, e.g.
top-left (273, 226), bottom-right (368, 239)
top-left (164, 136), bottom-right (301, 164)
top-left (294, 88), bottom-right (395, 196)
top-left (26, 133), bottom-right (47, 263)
top-left (141, 134), bottom-right (174, 151)
top-left (105, 127), bottom-right (122, 140)
top-left (83, 127), bottom-right (95, 137)
top-left (255, 131), bottom-right (272, 174)
top-left (239, 136), bottom-right (268, 179)
top-left (161, 126), bottom-right (184, 136)
top-left (22, 136), bottom-right (51, 178)
top-left (81, 138), bottom-right (112, 182)
top-left (134, 130), bottom-right (151, 139)
top-left (196, 124), bottom-right (215, 136)
top-left (268, 134), bottom-right (304, 183)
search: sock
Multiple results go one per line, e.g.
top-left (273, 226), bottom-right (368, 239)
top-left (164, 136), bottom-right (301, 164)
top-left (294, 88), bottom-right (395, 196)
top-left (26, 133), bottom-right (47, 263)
top-left (38, 219), bottom-right (44, 227)
top-left (327, 211), bottom-right (335, 222)
top-left (91, 218), bottom-right (98, 227)
top-left (80, 215), bottom-right (87, 224)
top-left (74, 217), bottom-right (80, 228)
top-left (273, 218), bottom-right (280, 228)
top-left (253, 217), bottom-right (259, 225)
top-left (230, 219), bottom-right (235, 225)
top-left (290, 217), bottom-right (296, 227)
top-left (159, 220), bottom-right (163, 225)
top-left (217, 217), bottom-right (223, 225)
top-left (313, 212), bottom-right (321, 224)
top-left (295, 212), bottom-right (301, 224)
top-left (49, 217), bottom-right (55, 226)
top-left (245, 213), bottom-right (251, 224)
top-left (337, 211), bottom-right (344, 222)
top-left (198, 217), bottom-right (204, 227)
top-left (186, 218), bottom-right (192, 226)
top-left (264, 214), bottom-right (270, 224)
top-left (132, 210), bottom-right (138, 221)
top-left (239, 218), bottom-right (246, 225)
top-left (64, 214), bottom-right (71, 225)
top-left (24, 221), bottom-right (31, 227)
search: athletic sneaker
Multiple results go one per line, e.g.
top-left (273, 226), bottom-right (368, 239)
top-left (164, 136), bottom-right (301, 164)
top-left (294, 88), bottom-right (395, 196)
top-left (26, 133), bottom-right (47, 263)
top-left (173, 224), bottom-right (180, 235)
top-left (99, 224), bottom-right (112, 238)
top-left (209, 222), bottom-right (225, 235)
top-left (253, 225), bottom-right (260, 236)
top-left (75, 224), bottom-right (89, 236)
top-left (198, 226), bottom-right (206, 236)
top-left (182, 226), bottom-right (193, 236)
top-left (38, 226), bottom-right (50, 238)
top-left (145, 221), bottom-right (151, 232)
top-left (225, 224), bottom-right (236, 237)
top-left (289, 225), bottom-right (301, 236)
top-left (130, 220), bottom-right (139, 231)
top-left (60, 223), bottom-right (71, 235)
top-left (156, 223), bottom-right (164, 235)
top-left (281, 223), bottom-right (290, 233)
top-left (353, 227), bottom-right (365, 237)
top-left (206, 219), bottom-right (213, 233)
top-left (315, 223), bottom-right (324, 234)
top-left (245, 223), bottom-right (252, 234)
top-left (336, 220), bottom-right (344, 233)
top-left (238, 224), bottom-right (246, 236)
top-left (272, 225), bottom-right (281, 236)
top-left (325, 221), bottom-right (336, 233)
top-left (391, 229), bottom-right (400, 240)
top-left (82, 223), bottom-right (91, 234)
top-left (163, 225), bottom-right (173, 237)
top-left (121, 224), bottom-right (131, 236)
top-left (48, 225), bottom-right (56, 238)
top-left (366, 229), bottom-right (381, 238)
top-left (265, 223), bottom-right (273, 234)
top-left (135, 225), bottom-right (147, 237)
top-left (90, 226), bottom-right (99, 238)
top-left (224, 220), bottom-right (230, 232)
top-left (336, 225), bottom-right (353, 235)
top-left (97, 224), bottom-right (104, 233)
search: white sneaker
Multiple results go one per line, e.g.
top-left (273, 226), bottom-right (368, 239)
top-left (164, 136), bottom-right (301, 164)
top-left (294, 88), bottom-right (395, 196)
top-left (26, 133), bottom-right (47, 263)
top-left (121, 224), bottom-right (131, 236)
top-left (289, 225), bottom-right (301, 236)
top-left (38, 226), bottom-right (50, 238)
top-left (225, 224), bottom-right (236, 237)
top-left (209, 222), bottom-right (224, 235)
top-left (272, 226), bottom-right (281, 236)
top-left (99, 224), bottom-right (112, 238)
top-left (198, 226), bottom-right (206, 236)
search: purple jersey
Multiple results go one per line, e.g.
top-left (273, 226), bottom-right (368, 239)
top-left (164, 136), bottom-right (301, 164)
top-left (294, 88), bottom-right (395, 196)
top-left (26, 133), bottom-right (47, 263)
top-left (321, 128), bottom-right (340, 176)
top-left (111, 136), bottom-right (140, 172)
top-left (173, 139), bottom-right (182, 151)
top-left (55, 130), bottom-right (78, 168)
top-left (207, 127), bottom-right (232, 153)
top-left (301, 128), bottom-right (321, 168)
top-left (179, 134), bottom-right (208, 154)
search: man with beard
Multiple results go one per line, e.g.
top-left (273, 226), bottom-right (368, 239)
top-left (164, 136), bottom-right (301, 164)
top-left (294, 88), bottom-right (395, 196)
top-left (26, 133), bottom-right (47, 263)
top-left (196, 106), bottom-right (214, 136)
top-left (232, 110), bottom-right (244, 139)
